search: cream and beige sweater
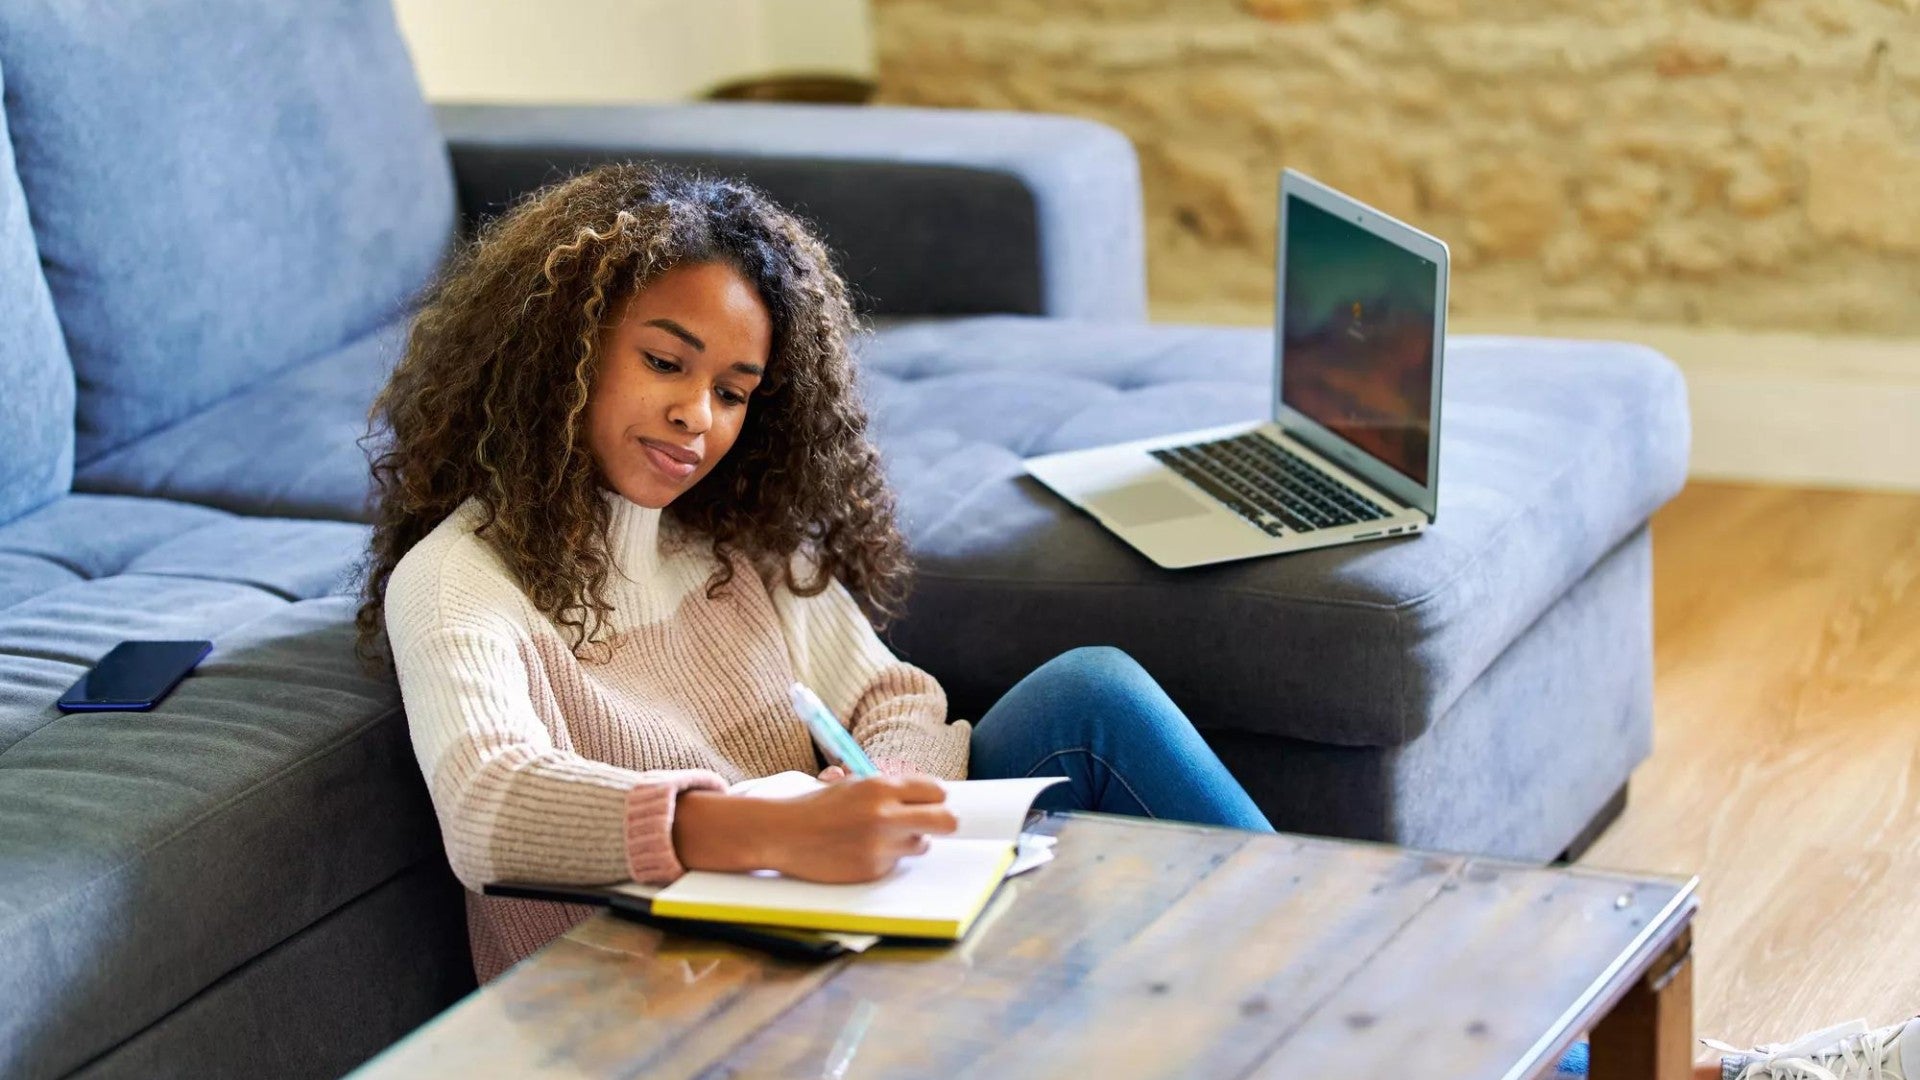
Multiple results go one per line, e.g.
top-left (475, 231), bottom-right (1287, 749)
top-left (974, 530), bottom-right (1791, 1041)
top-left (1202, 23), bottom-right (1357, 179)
top-left (384, 493), bottom-right (971, 981)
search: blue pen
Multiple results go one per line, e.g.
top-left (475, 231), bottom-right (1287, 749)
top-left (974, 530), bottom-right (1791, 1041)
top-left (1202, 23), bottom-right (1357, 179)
top-left (789, 682), bottom-right (881, 777)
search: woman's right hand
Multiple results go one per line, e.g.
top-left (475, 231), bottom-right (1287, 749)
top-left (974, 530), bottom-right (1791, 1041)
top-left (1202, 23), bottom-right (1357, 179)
top-left (766, 776), bottom-right (959, 883)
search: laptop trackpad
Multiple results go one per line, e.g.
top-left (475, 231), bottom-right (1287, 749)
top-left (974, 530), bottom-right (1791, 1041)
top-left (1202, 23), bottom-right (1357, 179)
top-left (1092, 482), bottom-right (1213, 527)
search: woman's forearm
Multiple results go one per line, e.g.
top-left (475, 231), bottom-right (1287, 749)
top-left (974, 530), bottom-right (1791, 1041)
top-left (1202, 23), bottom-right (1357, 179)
top-left (671, 791), bottom-right (775, 873)
top-left (670, 778), bottom-right (958, 884)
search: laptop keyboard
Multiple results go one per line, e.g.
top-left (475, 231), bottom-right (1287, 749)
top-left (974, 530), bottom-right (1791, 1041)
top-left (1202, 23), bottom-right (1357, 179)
top-left (1150, 433), bottom-right (1391, 537)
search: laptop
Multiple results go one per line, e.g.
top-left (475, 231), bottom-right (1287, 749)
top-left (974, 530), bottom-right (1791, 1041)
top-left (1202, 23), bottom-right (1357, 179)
top-left (1023, 169), bottom-right (1449, 569)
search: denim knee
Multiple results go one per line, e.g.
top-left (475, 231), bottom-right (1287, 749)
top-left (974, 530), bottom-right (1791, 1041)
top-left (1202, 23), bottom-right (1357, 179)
top-left (1033, 646), bottom-right (1155, 702)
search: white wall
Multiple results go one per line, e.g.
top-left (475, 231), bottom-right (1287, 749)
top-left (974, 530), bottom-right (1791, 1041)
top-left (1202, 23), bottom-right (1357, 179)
top-left (757, 0), bottom-right (874, 77)
top-left (393, 0), bottom-right (875, 104)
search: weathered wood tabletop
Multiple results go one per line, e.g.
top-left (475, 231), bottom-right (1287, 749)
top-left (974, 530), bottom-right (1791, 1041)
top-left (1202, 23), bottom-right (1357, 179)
top-left (351, 813), bottom-right (1697, 1080)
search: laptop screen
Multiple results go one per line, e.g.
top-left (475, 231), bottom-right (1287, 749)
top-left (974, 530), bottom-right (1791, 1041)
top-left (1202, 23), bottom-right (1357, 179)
top-left (1280, 195), bottom-right (1439, 487)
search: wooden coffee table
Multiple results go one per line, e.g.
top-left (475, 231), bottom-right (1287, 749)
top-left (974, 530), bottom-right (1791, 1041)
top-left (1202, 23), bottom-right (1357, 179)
top-left (351, 813), bottom-right (1697, 1079)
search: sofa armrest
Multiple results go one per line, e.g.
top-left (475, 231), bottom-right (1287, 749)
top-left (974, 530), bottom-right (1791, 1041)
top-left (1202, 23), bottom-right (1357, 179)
top-left (434, 102), bottom-right (1146, 321)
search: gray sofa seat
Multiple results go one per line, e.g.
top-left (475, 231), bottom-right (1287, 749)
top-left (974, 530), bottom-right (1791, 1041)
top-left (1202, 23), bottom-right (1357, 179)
top-left (859, 317), bottom-right (1691, 749)
top-left (0, 495), bottom-right (458, 1080)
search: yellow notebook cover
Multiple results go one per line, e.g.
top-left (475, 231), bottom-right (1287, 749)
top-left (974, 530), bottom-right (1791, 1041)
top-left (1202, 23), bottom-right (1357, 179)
top-left (649, 842), bottom-right (1019, 939)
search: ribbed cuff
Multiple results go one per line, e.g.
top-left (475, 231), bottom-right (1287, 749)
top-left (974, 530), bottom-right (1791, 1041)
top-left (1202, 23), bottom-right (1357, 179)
top-left (872, 755), bottom-right (924, 778)
top-left (868, 719), bottom-right (973, 782)
top-left (623, 769), bottom-right (729, 884)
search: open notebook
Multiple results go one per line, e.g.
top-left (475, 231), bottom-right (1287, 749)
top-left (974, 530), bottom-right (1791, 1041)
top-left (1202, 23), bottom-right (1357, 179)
top-left (490, 771), bottom-right (1064, 942)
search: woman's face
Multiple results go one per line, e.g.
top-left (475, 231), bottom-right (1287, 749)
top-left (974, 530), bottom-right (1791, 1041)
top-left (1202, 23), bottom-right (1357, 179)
top-left (587, 261), bottom-right (772, 508)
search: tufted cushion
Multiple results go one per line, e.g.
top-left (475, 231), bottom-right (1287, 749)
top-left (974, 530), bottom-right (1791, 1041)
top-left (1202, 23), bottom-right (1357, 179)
top-left (0, 55), bottom-right (74, 527)
top-left (0, 495), bottom-right (441, 1080)
top-left (0, 0), bottom-right (454, 465)
top-left (859, 317), bottom-right (1690, 748)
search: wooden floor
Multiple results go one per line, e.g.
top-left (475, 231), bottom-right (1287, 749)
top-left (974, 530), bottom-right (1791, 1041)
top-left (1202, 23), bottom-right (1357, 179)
top-left (1578, 481), bottom-right (1920, 1049)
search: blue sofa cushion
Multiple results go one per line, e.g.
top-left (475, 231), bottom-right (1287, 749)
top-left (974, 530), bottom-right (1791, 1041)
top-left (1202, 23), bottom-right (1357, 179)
top-left (859, 317), bottom-right (1690, 748)
top-left (0, 0), bottom-right (454, 465)
top-left (0, 56), bottom-right (74, 527)
top-left (0, 495), bottom-right (441, 1080)
top-left (73, 318), bottom-right (408, 523)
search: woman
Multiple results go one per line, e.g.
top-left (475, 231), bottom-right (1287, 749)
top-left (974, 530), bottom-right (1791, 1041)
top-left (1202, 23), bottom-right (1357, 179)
top-left (356, 164), bottom-right (1271, 981)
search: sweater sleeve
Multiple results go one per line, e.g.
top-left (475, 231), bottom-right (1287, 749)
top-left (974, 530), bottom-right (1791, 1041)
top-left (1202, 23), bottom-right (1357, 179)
top-left (390, 617), bottom-right (727, 891)
top-left (770, 558), bottom-right (971, 781)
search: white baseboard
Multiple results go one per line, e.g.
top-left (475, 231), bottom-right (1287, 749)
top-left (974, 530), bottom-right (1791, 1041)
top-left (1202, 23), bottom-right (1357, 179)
top-left (1674, 363), bottom-right (1920, 493)
top-left (1151, 303), bottom-right (1920, 493)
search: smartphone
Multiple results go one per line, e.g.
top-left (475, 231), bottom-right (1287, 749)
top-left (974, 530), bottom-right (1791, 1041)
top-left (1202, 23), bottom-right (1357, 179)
top-left (56, 640), bottom-right (213, 712)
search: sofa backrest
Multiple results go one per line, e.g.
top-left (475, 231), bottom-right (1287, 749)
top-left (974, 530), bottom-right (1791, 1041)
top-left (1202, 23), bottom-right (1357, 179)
top-left (0, 0), bottom-right (456, 466)
top-left (0, 55), bottom-right (75, 527)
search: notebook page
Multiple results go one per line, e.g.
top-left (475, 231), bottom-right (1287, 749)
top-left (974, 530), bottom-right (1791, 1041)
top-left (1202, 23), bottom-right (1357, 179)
top-left (727, 771), bottom-right (824, 798)
top-left (940, 777), bottom-right (1066, 840)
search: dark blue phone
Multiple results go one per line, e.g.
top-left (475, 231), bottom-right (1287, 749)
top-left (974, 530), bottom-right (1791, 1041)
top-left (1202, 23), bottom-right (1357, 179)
top-left (57, 640), bottom-right (212, 712)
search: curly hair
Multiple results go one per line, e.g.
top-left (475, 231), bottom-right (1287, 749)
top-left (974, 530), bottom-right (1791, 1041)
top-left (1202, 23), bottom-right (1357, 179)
top-left (354, 163), bottom-right (911, 663)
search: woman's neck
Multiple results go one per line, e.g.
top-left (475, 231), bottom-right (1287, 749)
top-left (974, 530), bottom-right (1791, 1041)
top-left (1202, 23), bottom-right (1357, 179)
top-left (604, 489), bottom-right (667, 575)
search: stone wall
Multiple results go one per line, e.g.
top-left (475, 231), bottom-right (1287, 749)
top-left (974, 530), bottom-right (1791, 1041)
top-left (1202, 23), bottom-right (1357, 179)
top-left (871, 0), bottom-right (1920, 337)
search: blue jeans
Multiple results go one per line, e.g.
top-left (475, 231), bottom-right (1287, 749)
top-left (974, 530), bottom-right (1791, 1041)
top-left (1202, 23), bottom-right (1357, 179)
top-left (967, 647), bottom-right (1273, 832)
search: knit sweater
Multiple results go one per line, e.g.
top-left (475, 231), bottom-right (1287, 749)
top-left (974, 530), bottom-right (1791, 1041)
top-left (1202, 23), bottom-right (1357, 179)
top-left (384, 492), bottom-right (972, 981)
